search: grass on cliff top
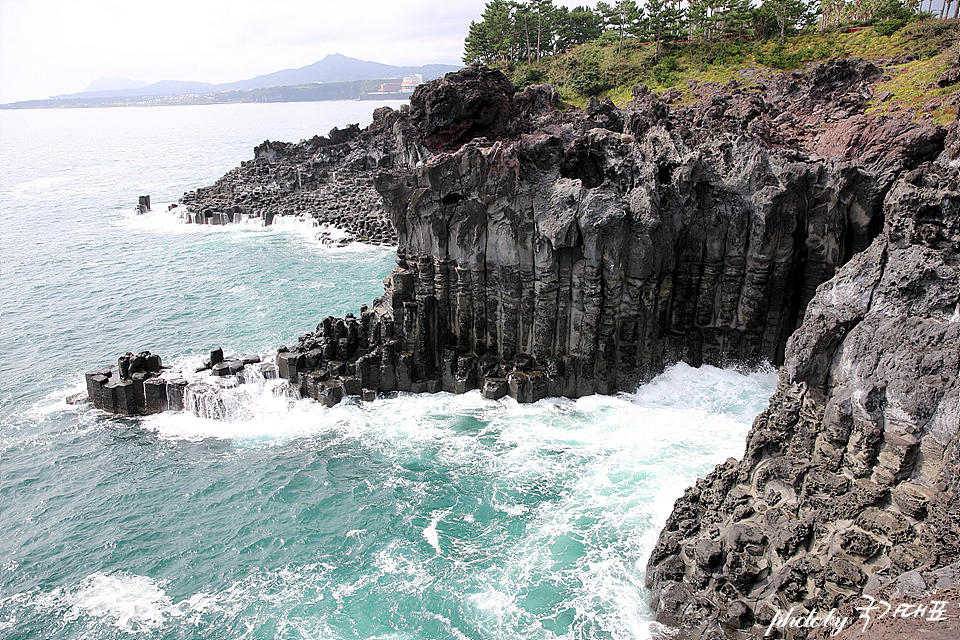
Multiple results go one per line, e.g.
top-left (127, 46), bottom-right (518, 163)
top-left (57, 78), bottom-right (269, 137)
top-left (864, 54), bottom-right (959, 125)
top-left (504, 19), bottom-right (960, 123)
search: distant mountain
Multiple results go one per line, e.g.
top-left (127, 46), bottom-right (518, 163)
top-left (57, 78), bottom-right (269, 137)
top-left (4, 78), bottom-right (404, 110)
top-left (63, 54), bottom-right (460, 101)
top-left (218, 54), bottom-right (460, 91)
top-left (84, 76), bottom-right (149, 92)
top-left (71, 80), bottom-right (218, 100)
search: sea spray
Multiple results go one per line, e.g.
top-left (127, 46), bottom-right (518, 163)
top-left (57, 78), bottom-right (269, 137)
top-left (4, 362), bottom-right (775, 640)
top-left (1, 102), bottom-right (780, 640)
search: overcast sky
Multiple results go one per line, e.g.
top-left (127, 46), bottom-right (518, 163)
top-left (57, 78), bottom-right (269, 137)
top-left (1, 0), bottom-right (588, 104)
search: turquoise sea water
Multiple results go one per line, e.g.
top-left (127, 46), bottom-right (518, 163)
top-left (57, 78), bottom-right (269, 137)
top-left (0, 101), bottom-right (777, 640)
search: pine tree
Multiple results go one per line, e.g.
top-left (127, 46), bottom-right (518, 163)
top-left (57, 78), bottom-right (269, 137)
top-left (643, 0), bottom-right (679, 57)
top-left (555, 5), bottom-right (604, 51)
top-left (464, 21), bottom-right (494, 64)
top-left (462, 0), bottom-right (516, 65)
top-left (529, 0), bottom-right (557, 61)
top-left (597, 0), bottom-right (644, 54)
top-left (686, 0), bottom-right (717, 41)
top-left (723, 0), bottom-right (755, 38)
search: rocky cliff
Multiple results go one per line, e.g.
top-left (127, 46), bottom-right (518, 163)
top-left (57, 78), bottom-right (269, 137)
top-left (644, 153), bottom-right (959, 638)
top-left (164, 60), bottom-right (959, 637)
top-left (179, 118), bottom-right (399, 244)
top-left (270, 63), bottom-right (944, 405)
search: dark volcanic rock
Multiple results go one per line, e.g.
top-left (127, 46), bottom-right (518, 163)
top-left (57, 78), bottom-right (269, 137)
top-left (268, 61), bottom-right (948, 404)
top-left (251, 62), bottom-right (954, 639)
top-left (645, 160), bottom-right (960, 638)
top-left (179, 120), bottom-right (400, 246)
top-left (812, 115), bottom-right (946, 180)
top-left (94, 59), bottom-right (958, 637)
top-left (408, 64), bottom-right (519, 151)
top-left (937, 65), bottom-right (960, 88)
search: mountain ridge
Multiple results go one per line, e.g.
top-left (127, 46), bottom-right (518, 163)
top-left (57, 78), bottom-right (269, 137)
top-left (55, 53), bottom-right (460, 101)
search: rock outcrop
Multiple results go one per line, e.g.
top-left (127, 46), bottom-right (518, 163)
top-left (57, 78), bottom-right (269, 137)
top-left (91, 59), bottom-right (958, 638)
top-left (273, 61), bottom-right (945, 402)
top-left (645, 155), bottom-right (959, 638)
top-left (86, 350), bottom-right (166, 415)
top-left (259, 63), bottom-right (954, 637)
top-left (179, 117), bottom-right (399, 244)
top-left (86, 348), bottom-right (278, 417)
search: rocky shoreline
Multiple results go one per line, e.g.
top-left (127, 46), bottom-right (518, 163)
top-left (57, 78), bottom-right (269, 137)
top-left (178, 122), bottom-right (398, 245)
top-left (85, 60), bottom-right (960, 638)
top-left (645, 156), bottom-right (959, 639)
top-left (248, 61), bottom-right (948, 404)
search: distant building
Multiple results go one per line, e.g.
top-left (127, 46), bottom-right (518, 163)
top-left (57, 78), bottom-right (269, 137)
top-left (360, 74), bottom-right (423, 100)
top-left (400, 75), bottom-right (423, 93)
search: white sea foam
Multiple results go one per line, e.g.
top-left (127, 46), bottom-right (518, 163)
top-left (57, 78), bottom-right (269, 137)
top-left (10, 566), bottom-right (337, 636)
top-left (123, 205), bottom-right (396, 253)
top-left (41, 571), bottom-right (214, 632)
top-left (140, 360), bottom-right (775, 458)
top-left (446, 364), bottom-right (775, 640)
top-left (32, 381), bottom-right (88, 416)
top-left (423, 510), bottom-right (446, 554)
top-left (115, 362), bottom-right (773, 639)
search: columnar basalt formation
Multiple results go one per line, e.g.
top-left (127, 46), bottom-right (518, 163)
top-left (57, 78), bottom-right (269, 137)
top-left (273, 62), bottom-right (945, 401)
top-left (87, 60), bottom-right (959, 638)
top-left (86, 351), bottom-right (166, 416)
top-left (645, 157), bottom-right (959, 638)
top-left (179, 119), bottom-right (399, 244)
top-left (86, 348), bottom-right (277, 417)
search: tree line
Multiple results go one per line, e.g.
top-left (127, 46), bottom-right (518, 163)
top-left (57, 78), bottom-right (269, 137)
top-left (463, 0), bottom-right (951, 65)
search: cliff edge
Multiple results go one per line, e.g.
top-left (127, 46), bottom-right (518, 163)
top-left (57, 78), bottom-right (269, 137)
top-left (645, 151), bottom-right (959, 638)
top-left (132, 58), bottom-right (960, 636)
top-left (271, 62), bottom-right (945, 406)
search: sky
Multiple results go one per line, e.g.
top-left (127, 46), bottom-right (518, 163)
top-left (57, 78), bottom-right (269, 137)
top-left (0, 0), bottom-right (585, 104)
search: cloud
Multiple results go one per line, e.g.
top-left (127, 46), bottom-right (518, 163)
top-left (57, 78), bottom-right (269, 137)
top-left (0, 0), bottom-right (488, 103)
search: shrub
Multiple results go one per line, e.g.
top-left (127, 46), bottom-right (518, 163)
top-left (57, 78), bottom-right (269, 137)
top-left (516, 68), bottom-right (546, 89)
top-left (568, 60), bottom-right (607, 95)
top-left (813, 42), bottom-right (842, 58)
top-left (756, 44), bottom-right (803, 69)
top-left (690, 40), bottom-right (751, 67)
top-left (875, 19), bottom-right (906, 36)
top-left (649, 57), bottom-right (683, 85)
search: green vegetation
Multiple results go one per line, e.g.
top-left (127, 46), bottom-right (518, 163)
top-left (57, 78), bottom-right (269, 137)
top-left (463, 1), bottom-right (959, 123)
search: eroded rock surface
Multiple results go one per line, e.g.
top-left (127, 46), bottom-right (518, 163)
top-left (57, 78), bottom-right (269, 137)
top-left (179, 115), bottom-right (399, 244)
top-left (115, 60), bottom-right (958, 638)
top-left (645, 158), bottom-right (959, 638)
top-left (274, 61), bottom-right (945, 402)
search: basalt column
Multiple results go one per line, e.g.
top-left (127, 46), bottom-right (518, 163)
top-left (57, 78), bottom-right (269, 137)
top-left (372, 123), bottom-right (886, 396)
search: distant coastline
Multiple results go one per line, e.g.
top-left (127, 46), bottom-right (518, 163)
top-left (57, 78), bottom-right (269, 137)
top-left (1, 78), bottom-right (409, 110)
top-left (1, 53), bottom-right (457, 110)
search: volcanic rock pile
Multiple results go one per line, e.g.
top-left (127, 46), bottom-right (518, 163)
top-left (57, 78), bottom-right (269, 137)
top-left (179, 121), bottom-right (398, 244)
top-left (274, 62), bottom-right (947, 403)
top-left (86, 348), bottom-right (277, 417)
top-left (645, 156), bottom-right (959, 639)
top-left (262, 63), bottom-right (958, 638)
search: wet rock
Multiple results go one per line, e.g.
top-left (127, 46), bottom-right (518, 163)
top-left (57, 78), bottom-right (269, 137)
top-left (320, 379), bottom-right (344, 407)
top-left (166, 379), bottom-right (188, 412)
top-left (143, 378), bottom-right (168, 414)
top-left (482, 378), bottom-right (508, 400)
top-left (85, 62), bottom-right (959, 638)
top-left (646, 160), bottom-right (960, 638)
top-left (212, 362), bottom-right (232, 377)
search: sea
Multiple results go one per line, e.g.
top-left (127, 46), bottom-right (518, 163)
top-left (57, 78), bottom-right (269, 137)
top-left (0, 100), bottom-right (778, 640)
